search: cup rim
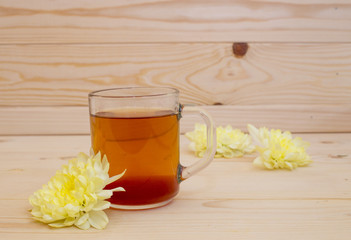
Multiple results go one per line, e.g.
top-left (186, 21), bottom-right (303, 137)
top-left (88, 87), bottom-right (179, 99)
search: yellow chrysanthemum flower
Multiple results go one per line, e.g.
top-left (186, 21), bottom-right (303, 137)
top-left (247, 124), bottom-right (312, 170)
top-left (185, 123), bottom-right (255, 158)
top-left (29, 150), bottom-right (126, 230)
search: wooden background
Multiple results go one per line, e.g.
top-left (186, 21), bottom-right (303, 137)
top-left (1, 1), bottom-right (351, 239)
top-left (0, 0), bottom-right (350, 134)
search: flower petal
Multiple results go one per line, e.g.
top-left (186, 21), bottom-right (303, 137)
top-left (30, 208), bottom-right (43, 218)
top-left (63, 217), bottom-right (76, 226)
top-left (48, 220), bottom-right (66, 228)
top-left (64, 204), bottom-right (80, 218)
top-left (97, 190), bottom-right (113, 199)
top-left (93, 201), bottom-right (111, 211)
top-left (90, 148), bottom-right (95, 156)
top-left (101, 154), bottom-right (109, 173)
top-left (88, 210), bottom-right (109, 230)
top-left (247, 124), bottom-right (261, 146)
top-left (188, 142), bottom-right (196, 152)
top-left (42, 214), bottom-right (54, 222)
top-left (223, 151), bottom-right (235, 158)
top-left (252, 157), bottom-right (264, 168)
top-left (75, 213), bottom-right (89, 227)
top-left (106, 169), bottom-right (127, 185)
top-left (77, 152), bottom-right (89, 162)
top-left (76, 219), bottom-right (91, 230)
top-left (110, 187), bottom-right (126, 192)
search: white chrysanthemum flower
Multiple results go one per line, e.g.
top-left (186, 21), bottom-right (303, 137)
top-left (186, 123), bottom-right (255, 158)
top-left (247, 124), bottom-right (312, 170)
top-left (29, 150), bottom-right (125, 230)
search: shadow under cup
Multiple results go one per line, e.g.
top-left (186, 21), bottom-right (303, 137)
top-left (89, 87), bottom-right (216, 210)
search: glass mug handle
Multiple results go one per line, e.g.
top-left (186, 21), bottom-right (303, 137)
top-left (179, 105), bottom-right (217, 181)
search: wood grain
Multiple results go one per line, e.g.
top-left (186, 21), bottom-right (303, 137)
top-left (1, 104), bottom-right (350, 135)
top-left (1, 134), bottom-right (350, 200)
top-left (0, 134), bottom-right (350, 239)
top-left (1, 1), bottom-right (350, 238)
top-left (0, 199), bottom-right (350, 239)
top-left (1, 0), bottom-right (351, 44)
top-left (1, 43), bottom-right (350, 106)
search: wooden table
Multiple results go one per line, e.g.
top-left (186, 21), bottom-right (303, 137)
top-left (1, 133), bottom-right (350, 239)
top-left (1, 0), bottom-right (351, 239)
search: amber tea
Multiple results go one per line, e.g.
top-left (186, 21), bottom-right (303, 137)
top-left (90, 108), bottom-right (180, 206)
top-left (89, 87), bottom-right (216, 210)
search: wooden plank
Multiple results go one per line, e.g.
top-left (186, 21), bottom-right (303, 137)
top-left (1, 104), bottom-right (350, 135)
top-left (0, 106), bottom-right (90, 135)
top-left (0, 0), bottom-right (351, 43)
top-left (0, 199), bottom-right (350, 239)
top-left (0, 134), bottom-right (350, 239)
top-left (0, 134), bottom-right (350, 200)
top-left (0, 43), bottom-right (351, 106)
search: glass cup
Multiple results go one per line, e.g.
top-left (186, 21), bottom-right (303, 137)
top-left (89, 87), bottom-right (216, 210)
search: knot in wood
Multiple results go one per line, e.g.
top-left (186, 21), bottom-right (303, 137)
top-left (232, 42), bottom-right (249, 58)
